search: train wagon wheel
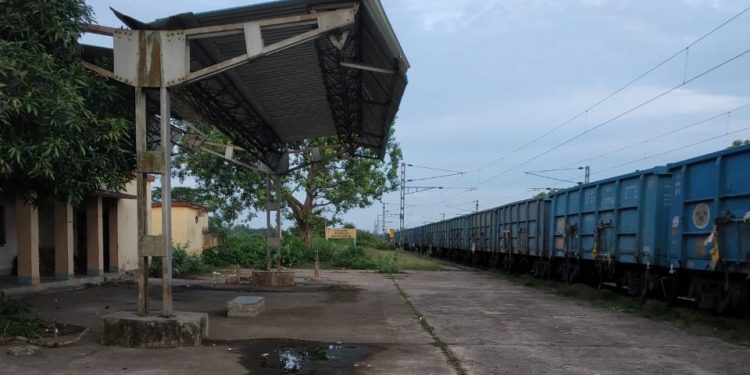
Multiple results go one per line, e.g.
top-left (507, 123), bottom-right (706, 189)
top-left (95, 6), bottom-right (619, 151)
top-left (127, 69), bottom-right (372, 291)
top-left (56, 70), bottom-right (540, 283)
top-left (567, 262), bottom-right (579, 284)
top-left (503, 253), bottom-right (514, 273)
top-left (489, 254), bottom-right (500, 268)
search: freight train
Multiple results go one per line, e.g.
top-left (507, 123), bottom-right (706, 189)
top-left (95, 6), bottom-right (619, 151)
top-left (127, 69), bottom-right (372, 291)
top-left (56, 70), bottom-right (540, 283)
top-left (397, 144), bottom-right (750, 312)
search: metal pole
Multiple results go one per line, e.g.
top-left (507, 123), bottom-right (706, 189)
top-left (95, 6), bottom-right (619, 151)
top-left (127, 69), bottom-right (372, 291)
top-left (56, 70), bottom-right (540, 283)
top-left (474, 200), bottom-right (479, 212)
top-left (160, 86), bottom-right (173, 317)
top-left (585, 166), bottom-right (591, 184)
top-left (135, 86), bottom-right (149, 316)
top-left (266, 175), bottom-right (272, 271)
top-left (275, 175), bottom-right (282, 271)
top-left (399, 162), bottom-right (405, 249)
top-left (382, 202), bottom-right (386, 241)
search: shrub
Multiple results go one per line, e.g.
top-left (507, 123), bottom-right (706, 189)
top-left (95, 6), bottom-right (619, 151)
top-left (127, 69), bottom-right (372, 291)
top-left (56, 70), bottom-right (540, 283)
top-left (149, 244), bottom-right (213, 277)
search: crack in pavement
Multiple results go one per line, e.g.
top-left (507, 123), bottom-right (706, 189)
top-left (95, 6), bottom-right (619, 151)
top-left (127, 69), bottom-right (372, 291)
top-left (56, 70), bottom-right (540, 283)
top-left (392, 278), bottom-right (469, 375)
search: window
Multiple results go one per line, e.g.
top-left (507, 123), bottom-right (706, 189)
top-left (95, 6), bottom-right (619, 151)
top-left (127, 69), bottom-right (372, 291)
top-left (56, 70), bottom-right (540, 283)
top-left (0, 205), bottom-right (5, 246)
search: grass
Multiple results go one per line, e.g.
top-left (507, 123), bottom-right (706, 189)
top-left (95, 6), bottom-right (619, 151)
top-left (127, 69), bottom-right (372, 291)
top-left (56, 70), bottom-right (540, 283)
top-left (364, 249), bottom-right (445, 272)
top-left (496, 272), bottom-right (750, 346)
top-left (393, 279), bottom-right (467, 375)
top-left (0, 297), bottom-right (44, 339)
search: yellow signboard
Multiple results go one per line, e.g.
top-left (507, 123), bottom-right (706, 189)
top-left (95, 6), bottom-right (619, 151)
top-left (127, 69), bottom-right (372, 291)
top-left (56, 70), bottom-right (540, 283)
top-left (325, 227), bottom-right (357, 240)
top-left (389, 228), bottom-right (395, 239)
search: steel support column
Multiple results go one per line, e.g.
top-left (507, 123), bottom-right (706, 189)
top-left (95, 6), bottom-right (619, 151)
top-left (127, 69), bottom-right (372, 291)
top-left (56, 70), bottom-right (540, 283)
top-left (160, 86), bottom-right (173, 317)
top-left (135, 86), bottom-right (149, 315)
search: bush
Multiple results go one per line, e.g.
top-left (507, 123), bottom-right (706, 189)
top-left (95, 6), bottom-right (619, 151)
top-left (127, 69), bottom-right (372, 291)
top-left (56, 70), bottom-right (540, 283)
top-left (202, 233), bottom-right (266, 269)
top-left (201, 232), bottom-right (314, 269)
top-left (149, 244), bottom-right (213, 277)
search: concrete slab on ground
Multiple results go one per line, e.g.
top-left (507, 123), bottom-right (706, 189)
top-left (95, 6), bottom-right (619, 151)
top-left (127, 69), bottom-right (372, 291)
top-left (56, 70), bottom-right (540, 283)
top-left (226, 296), bottom-right (265, 318)
top-left (0, 270), bottom-right (451, 375)
top-left (395, 270), bottom-right (750, 375)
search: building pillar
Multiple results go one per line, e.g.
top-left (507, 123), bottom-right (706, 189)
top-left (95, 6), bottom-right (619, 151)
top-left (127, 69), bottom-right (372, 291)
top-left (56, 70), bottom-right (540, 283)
top-left (108, 199), bottom-right (119, 273)
top-left (54, 203), bottom-right (74, 280)
top-left (16, 196), bottom-right (39, 285)
top-left (86, 196), bottom-right (103, 276)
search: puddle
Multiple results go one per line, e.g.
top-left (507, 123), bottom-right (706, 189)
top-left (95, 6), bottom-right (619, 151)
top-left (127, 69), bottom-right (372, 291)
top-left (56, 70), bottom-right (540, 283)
top-left (207, 338), bottom-right (374, 374)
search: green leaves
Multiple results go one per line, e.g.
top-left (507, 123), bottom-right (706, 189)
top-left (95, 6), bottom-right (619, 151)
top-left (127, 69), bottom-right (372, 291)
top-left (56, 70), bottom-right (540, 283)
top-left (175, 124), bottom-right (403, 245)
top-left (0, 0), bottom-right (134, 205)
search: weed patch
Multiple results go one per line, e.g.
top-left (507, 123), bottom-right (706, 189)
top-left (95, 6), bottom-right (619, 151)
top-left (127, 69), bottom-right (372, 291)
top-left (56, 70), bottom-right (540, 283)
top-left (0, 298), bottom-right (43, 338)
top-left (393, 280), bottom-right (467, 375)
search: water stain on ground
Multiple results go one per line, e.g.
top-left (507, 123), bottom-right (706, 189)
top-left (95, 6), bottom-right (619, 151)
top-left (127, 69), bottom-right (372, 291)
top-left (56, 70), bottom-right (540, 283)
top-left (206, 338), bottom-right (375, 374)
top-left (323, 284), bottom-right (362, 303)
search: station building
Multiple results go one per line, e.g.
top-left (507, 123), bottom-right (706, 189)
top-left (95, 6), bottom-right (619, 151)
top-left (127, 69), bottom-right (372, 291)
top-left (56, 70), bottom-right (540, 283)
top-left (0, 178), bottom-right (151, 286)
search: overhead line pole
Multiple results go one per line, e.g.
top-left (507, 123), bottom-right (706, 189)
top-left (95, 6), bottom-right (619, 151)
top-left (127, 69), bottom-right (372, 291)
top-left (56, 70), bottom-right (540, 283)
top-left (399, 162), bottom-right (405, 249)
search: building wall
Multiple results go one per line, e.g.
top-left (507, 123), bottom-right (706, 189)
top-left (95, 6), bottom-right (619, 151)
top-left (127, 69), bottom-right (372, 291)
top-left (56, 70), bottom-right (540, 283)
top-left (152, 205), bottom-right (209, 256)
top-left (0, 195), bottom-right (18, 276)
top-left (0, 179), bottom-right (144, 278)
top-left (116, 180), bottom-right (140, 272)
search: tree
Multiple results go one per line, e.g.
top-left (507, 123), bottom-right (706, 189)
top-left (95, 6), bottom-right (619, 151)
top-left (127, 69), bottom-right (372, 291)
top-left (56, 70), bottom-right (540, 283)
top-left (730, 139), bottom-right (750, 147)
top-left (174, 127), bottom-right (402, 246)
top-left (0, 0), bottom-right (134, 205)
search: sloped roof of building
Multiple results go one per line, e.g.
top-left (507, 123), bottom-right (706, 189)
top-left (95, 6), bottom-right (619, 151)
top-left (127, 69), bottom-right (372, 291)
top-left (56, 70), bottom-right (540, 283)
top-left (83, 0), bottom-right (408, 171)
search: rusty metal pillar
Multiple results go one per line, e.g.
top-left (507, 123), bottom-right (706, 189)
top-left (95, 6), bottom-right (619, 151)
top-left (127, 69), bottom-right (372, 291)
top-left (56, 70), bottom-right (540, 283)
top-left (135, 86), bottom-right (149, 315)
top-left (265, 175), bottom-right (282, 272)
top-left (160, 86), bottom-right (173, 317)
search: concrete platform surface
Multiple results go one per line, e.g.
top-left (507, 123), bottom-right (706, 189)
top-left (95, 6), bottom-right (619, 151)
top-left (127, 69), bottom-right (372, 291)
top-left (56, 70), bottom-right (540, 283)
top-left (396, 270), bottom-right (750, 375)
top-left (1, 269), bottom-right (749, 374)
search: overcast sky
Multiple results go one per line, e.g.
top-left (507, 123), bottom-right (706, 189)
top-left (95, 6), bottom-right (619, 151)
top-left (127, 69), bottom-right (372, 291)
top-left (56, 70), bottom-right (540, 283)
top-left (82, 0), bottom-right (750, 232)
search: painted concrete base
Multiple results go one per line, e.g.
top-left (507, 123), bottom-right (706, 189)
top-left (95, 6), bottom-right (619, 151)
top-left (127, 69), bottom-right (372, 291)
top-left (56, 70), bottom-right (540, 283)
top-left (1, 272), bottom-right (131, 298)
top-left (227, 296), bottom-right (265, 318)
top-left (252, 270), bottom-right (295, 287)
top-left (100, 311), bottom-right (209, 348)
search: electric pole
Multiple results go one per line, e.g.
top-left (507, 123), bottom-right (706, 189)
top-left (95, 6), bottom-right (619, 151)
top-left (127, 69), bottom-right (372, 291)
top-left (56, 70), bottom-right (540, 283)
top-left (580, 165), bottom-right (591, 184)
top-left (382, 202), bottom-right (387, 241)
top-left (399, 162), bottom-right (405, 249)
top-left (474, 200), bottom-right (479, 212)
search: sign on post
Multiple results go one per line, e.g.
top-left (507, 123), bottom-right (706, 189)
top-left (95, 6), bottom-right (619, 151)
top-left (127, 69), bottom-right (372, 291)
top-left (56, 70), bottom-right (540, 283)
top-left (325, 227), bottom-right (357, 246)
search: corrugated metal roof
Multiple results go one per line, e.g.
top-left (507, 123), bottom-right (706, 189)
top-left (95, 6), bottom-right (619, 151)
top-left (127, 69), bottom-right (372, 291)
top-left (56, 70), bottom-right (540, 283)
top-left (93, 0), bottom-right (408, 170)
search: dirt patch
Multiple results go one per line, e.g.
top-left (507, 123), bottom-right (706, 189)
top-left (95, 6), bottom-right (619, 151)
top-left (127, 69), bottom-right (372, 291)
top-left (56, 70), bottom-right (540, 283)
top-left (206, 338), bottom-right (375, 374)
top-left (323, 284), bottom-right (362, 303)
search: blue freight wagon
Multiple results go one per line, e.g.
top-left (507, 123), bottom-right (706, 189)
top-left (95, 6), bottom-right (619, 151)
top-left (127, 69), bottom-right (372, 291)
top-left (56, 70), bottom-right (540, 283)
top-left (665, 144), bottom-right (750, 310)
top-left (495, 198), bottom-right (550, 273)
top-left (547, 167), bottom-right (673, 287)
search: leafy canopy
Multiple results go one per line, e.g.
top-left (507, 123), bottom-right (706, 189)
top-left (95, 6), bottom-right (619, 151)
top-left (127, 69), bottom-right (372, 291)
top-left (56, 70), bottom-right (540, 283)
top-left (0, 0), bottom-right (134, 204)
top-left (174, 125), bottom-right (402, 242)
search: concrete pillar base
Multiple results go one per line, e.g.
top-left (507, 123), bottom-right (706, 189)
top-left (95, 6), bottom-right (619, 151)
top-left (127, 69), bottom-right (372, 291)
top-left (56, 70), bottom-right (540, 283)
top-left (54, 272), bottom-right (74, 281)
top-left (100, 311), bottom-right (208, 348)
top-left (252, 270), bottom-right (295, 287)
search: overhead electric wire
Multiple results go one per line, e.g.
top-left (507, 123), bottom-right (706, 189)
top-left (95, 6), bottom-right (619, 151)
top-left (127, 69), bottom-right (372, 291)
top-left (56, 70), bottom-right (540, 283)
top-left (399, 5), bottom-right (750, 225)
top-left (561, 103), bottom-right (750, 168)
top-left (406, 163), bottom-right (464, 174)
top-left (476, 47), bottom-right (750, 186)
top-left (407, 172), bottom-right (464, 182)
top-left (594, 124), bottom-right (750, 176)
top-left (475, 4), bottom-right (750, 172)
top-left (524, 172), bottom-right (580, 184)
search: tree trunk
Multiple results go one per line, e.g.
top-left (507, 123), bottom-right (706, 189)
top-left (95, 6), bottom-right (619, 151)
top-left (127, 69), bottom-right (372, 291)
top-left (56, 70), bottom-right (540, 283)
top-left (299, 222), bottom-right (313, 247)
